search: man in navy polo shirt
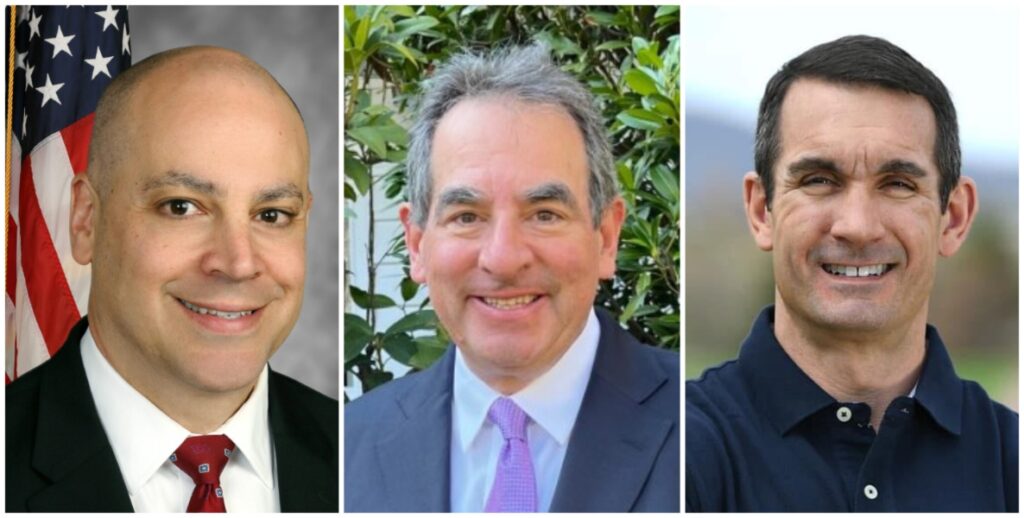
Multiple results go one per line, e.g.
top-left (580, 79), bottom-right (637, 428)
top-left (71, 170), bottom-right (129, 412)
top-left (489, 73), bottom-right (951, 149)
top-left (686, 35), bottom-right (1017, 512)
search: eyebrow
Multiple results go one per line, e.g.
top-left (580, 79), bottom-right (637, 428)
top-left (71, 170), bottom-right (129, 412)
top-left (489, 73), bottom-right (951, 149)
top-left (142, 171), bottom-right (220, 196)
top-left (255, 183), bottom-right (306, 204)
top-left (523, 181), bottom-right (579, 211)
top-left (434, 186), bottom-right (484, 218)
top-left (787, 157), bottom-right (840, 178)
top-left (878, 159), bottom-right (928, 177)
top-left (142, 171), bottom-right (306, 204)
top-left (787, 156), bottom-right (931, 180)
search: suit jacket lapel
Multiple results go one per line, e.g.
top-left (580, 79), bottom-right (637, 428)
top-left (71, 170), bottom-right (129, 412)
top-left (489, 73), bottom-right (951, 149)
top-left (269, 372), bottom-right (337, 512)
top-left (27, 318), bottom-right (134, 512)
top-left (374, 347), bottom-right (455, 512)
top-left (550, 311), bottom-right (674, 512)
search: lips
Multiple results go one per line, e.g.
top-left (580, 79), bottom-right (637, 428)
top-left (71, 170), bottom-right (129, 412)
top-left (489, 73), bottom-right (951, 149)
top-left (177, 298), bottom-right (260, 319)
top-left (822, 263), bottom-right (893, 278)
top-left (480, 295), bottom-right (540, 310)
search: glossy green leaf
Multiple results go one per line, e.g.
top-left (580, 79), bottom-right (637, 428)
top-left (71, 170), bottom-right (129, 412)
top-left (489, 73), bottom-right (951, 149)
top-left (350, 285), bottom-right (397, 309)
top-left (393, 16), bottom-right (439, 39)
top-left (408, 339), bottom-right (448, 369)
top-left (594, 40), bottom-right (630, 52)
top-left (650, 165), bottom-right (679, 202)
top-left (654, 5), bottom-right (679, 19)
top-left (344, 150), bottom-right (371, 195)
top-left (400, 277), bottom-right (420, 301)
top-left (382, 332), bottom-right (417, 365)
top-left (623, 69), bottom-right (657, 96)
top-left (344, 313), bottom-right (372, 362)
top-left (616, 109), bottom-right (663, 131)
top-left (384, 310), bottom-right (438, 336)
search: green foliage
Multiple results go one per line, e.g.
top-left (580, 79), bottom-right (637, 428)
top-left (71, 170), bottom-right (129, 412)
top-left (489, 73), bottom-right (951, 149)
top-left (344, 6), bottom-right (680, 396)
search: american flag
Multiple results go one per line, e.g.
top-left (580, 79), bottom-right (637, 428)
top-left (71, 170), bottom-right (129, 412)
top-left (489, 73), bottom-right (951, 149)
top-left (5, 6), bottom-right (130, 382)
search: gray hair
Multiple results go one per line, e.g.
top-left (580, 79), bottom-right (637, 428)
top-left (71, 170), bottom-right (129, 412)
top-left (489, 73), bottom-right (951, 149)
top-left (406, 43), bottom-right (617, 228)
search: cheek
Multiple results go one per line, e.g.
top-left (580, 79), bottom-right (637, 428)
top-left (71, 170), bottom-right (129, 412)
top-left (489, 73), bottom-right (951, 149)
top-left (257, 233), bottom-right (307, 289)
top-left (538, 234), bottom-right (601, 283)
top-left (420, 235), bottom-right (479, 282)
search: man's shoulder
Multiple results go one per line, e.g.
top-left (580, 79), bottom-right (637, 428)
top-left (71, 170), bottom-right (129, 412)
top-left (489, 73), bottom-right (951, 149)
top-left (345, 364), bottom-right (439, 427)
top-left (687, 356), bottom-right (744, 413)
top-left (6, 360), bottom-right (54, 448)
top-left (958, 377), bottom-right (1019, 441)
top-left (268, 369), bottom-right (338, 434)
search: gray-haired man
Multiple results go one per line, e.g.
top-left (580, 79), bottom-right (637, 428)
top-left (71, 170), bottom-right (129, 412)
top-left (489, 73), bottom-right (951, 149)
top-left (344, 45), bottom-right (680, 512)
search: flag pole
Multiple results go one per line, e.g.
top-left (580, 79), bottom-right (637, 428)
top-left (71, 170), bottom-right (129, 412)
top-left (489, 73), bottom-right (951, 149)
top-left (5, 6), bottom-right (15, 268)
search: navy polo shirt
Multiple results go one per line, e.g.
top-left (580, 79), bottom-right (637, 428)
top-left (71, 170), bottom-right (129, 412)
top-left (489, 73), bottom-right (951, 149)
top-left (687, 306), bottom-right (1018, 512)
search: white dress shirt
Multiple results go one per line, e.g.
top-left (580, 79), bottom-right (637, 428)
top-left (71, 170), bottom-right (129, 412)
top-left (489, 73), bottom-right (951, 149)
top-left (80, 329), bottom-right (280, 512)
top-left (450, 309), bottom-right (601, 512)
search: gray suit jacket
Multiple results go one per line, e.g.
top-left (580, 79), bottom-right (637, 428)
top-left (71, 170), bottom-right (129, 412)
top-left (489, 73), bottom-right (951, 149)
top-left (344, 308), bottom-right (679, 512)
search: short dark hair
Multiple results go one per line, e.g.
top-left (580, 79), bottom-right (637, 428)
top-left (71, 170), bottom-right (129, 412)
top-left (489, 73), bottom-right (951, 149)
top-left (754, 35), bottom-right (959, 212)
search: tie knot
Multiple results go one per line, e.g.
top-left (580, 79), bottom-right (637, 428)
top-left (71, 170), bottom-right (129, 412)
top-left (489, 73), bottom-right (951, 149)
top-left (171, 435), bottom-right (236, 485)
top-left (487, 397), bottom-right (529, 440)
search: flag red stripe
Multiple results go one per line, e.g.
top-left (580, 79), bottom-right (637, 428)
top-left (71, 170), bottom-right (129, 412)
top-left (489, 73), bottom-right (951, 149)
top-left (18, 158), bottom-right (81, 356)
top-left (60, 114), bottom-right (95, 175)
top-left (6, 213), bottom-right (17, 301)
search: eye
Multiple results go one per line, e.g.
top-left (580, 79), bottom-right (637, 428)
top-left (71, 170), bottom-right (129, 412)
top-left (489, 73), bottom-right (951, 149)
top-left (257, 209), bottom-right (293, 226)
top-left (160, 199), bottom-right (201, 217)
top-left (453, 212), bottom-right (479, 225)
top-left (534, 210), bottom-right (562, 223)
top-left (802, 175), bottom-right (837, 187)
top-left (884, 178), bottom-right (916, 191)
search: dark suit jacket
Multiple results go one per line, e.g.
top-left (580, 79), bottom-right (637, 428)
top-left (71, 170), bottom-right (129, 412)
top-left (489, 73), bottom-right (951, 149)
top-left (345, 308), bottom-right (680, 512)
top-left (5, 317), bottom-right (338, 512)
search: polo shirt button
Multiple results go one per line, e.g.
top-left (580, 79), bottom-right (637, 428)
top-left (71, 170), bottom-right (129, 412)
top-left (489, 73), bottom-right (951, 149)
top-left (864, 484), bottom-right (878, 500)
top-left (836, 406), bottom-right (852, 422)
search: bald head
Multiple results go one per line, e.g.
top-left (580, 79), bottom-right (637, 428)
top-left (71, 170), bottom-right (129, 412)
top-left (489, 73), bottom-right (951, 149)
top-left (86, 46), bottom-right (306, 199)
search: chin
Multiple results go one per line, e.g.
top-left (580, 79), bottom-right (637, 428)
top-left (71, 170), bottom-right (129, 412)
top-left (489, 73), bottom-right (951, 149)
top-left (810, 304), bottom-right (894, 331)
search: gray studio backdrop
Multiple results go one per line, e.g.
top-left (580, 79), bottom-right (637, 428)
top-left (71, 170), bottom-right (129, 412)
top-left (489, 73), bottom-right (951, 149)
top-left (130, 6), bottom-right (339, 398)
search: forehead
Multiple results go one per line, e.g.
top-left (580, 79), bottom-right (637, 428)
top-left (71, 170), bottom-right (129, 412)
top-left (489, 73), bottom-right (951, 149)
top-left (119, 68), bottom-right (309, 192)
top-left (430, 97), bottom-right (588, 197)
top-left (777, 79), bottom-right (937, 171)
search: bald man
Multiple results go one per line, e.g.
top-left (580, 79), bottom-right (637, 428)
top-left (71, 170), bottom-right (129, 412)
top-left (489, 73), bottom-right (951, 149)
top-left (6, 46), bottom-right (337, 513)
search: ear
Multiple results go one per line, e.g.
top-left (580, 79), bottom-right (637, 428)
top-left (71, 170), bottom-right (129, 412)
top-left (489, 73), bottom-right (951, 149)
top-left (938, 176), bottom-right (979, 257)
top-left (399, 203), bottom-right (428, 284)
top-left (597, 197), bottom-right (626, 279)
top-left (69, 174), bottom-right (98, 265)
top-left (743, 171), bottom-right (773, 251)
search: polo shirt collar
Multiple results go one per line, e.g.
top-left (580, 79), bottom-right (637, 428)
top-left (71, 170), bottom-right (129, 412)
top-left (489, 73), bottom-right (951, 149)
top-left (738, 306), bottom-right (832, 436)
top-left (913, 325), bottom-right (963, 435)
top-left (738, 305), bottom-right (963, 437)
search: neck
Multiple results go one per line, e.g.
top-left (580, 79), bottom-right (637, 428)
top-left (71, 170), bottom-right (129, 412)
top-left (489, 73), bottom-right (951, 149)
top-left (773, 297), bottom-right (927, 431)
top-left (89, 318), bottom-right (254, 434)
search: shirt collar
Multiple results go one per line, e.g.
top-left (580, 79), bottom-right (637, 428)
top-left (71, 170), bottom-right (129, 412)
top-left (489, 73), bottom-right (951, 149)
top-left (738, 305), bottom-right (963, 436)
top-left (80, 327), bottom-right (275, 495)
top-left (452, 308), bottom-right (601, 451)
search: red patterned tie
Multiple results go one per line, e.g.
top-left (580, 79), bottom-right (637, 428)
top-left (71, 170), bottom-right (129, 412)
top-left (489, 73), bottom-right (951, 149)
top-left (171, 435), bottom-right (236, 513)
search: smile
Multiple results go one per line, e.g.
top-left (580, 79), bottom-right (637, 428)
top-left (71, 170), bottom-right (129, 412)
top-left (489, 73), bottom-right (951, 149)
top-left (481, 295), bottom-right (539, 310)
top-left (178, 298), bottom-right (256, 319)
top-left (822, 264), bottom-right (892, 278)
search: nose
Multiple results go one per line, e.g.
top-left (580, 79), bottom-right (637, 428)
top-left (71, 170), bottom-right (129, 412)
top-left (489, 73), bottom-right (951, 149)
top-left (200, 217), bottom-right (262, 281)
top-left (829, 186), bottom-right (886, 245)
top-left (478, 216), bottom-right (534, 279)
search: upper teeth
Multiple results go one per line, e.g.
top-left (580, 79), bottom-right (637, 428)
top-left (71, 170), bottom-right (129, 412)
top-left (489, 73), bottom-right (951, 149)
top-left (483, 296), bottom-right (537, 309)
top-left (181, 300), bottom-right (254, 319)
top-left (824, 264), bottom-right (888, 277)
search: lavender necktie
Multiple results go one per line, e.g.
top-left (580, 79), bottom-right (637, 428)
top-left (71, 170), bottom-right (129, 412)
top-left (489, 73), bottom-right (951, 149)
top-left (484, 397), bottom-right (538, 512)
